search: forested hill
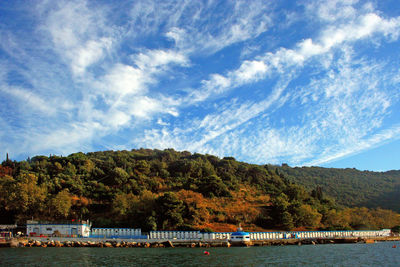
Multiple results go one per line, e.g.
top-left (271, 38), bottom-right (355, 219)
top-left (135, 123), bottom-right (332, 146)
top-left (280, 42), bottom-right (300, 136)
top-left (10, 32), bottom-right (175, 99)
top-left (0, 149), bottom-right (399, 232)
top-left (276, 165), bottom-right (400, 212)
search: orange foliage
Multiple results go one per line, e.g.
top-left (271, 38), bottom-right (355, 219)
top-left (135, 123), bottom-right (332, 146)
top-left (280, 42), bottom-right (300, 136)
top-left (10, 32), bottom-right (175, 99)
top-left (0, 165), bottom-right (13, 176)
top-left (176, 185), bottom-right (272, 231)
top-left (291, 226), bottom-right (308, 231)
top-left (71, 195), bottom-right (91, 206)
top-left (199, 223), bottom-right (238, 232)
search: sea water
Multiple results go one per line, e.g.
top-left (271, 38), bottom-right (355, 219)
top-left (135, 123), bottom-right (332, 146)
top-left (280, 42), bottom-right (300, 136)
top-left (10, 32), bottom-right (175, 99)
top-left (1, 241), bottom-right (400, 266)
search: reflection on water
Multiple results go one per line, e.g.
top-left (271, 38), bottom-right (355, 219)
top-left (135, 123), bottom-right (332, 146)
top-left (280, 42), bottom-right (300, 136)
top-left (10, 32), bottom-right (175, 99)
top-left (1, 241), bottom-right (400, 267)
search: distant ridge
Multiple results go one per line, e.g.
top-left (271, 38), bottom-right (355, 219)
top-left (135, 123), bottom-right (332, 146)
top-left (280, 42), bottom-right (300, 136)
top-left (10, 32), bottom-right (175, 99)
top-left (277, 165), bottom-right (400, 212)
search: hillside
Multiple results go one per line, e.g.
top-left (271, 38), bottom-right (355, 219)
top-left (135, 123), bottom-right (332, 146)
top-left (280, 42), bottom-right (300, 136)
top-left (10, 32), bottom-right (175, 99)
top-left (276, 165), bottom-right (400, 212)
top-left (0, 149), bottom-right (399, 232)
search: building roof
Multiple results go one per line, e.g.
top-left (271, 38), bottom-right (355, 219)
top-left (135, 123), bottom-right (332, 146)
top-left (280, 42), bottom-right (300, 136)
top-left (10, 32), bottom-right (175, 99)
top-left (0, 224), bottom-right (17, 230)
top-left (231, 231), bottom-right (250, 236)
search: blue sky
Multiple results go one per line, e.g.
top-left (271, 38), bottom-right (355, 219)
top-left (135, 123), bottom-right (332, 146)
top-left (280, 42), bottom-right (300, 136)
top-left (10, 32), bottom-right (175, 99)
top-left (1, 0), bottom-right (400, 171)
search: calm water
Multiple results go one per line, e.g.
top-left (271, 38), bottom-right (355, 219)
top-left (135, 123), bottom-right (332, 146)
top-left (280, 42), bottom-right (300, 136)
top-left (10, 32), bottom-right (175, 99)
top-left (1, 242), bottom-right (400, 266)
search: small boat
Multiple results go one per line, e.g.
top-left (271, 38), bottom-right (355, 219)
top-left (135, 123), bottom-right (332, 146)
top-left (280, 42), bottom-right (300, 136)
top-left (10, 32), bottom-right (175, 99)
top-left (230, 225), bottom-right (252, 246)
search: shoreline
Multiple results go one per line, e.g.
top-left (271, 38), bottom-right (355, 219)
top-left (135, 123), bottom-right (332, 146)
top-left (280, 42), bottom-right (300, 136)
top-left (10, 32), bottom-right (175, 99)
top-left (2, 236), bottom-right (400, 248)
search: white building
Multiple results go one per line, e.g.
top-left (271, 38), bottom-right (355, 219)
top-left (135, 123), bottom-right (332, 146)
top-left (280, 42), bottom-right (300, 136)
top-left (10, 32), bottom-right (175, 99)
top-left (91, 228), bottom-right (142, 238)
top-left (26, 220), bottom-right (91, 237)
top-left (149, 230), bottom-right (200, 240)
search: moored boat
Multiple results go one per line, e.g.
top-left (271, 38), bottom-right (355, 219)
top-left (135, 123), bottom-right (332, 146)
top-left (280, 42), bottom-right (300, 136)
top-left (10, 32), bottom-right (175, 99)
top-left (229, 225), bottom-right (252, 246)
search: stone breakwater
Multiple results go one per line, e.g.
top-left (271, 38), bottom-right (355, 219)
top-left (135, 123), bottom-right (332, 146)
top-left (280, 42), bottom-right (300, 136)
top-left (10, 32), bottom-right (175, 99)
top-left (14, 239), bottom-right (230, 248)
top-left (5, 236), bottom-right (400, 248)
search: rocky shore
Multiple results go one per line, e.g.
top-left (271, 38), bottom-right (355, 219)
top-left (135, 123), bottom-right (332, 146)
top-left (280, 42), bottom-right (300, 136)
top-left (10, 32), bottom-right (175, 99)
top-left (4, 236), bottom-right (399, 248)
top-left (13, 239), bottom-right (230, 248)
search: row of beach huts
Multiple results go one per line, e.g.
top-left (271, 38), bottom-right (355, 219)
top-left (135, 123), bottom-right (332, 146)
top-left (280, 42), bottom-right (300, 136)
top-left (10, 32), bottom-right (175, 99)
top-left (20, 220), bottom-right (392, 241)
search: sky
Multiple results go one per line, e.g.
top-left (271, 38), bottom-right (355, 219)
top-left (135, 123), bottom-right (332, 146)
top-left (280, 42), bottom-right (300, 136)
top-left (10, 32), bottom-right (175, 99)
top-left (1, 0), bottom-right (400, 171)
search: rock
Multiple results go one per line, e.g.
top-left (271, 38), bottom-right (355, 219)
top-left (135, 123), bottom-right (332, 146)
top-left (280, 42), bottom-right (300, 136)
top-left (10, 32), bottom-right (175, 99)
top-left (19, 240), bottom-right (29, 247)
top-left (91, 241), bottom-right (99, 247)
top-left (9, 240), bottom-right (19, 248)
top-left (162, 240), bottom-right (174, 248)
top-left (104, 242), bottom-right (113, 248)
top-left (223, 241), bottom-right (231, 248)
top-left (150, 242), bottom-right (159, 248)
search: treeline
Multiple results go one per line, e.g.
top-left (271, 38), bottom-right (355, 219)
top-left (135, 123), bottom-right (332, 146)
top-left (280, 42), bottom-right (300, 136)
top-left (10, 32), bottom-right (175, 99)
top-left (0, 149), bottom-right (399, 232)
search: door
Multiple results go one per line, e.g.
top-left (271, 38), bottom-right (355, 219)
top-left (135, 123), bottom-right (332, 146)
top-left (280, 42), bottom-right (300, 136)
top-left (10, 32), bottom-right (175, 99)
top-left (71, 228), bottom-right (78, 236)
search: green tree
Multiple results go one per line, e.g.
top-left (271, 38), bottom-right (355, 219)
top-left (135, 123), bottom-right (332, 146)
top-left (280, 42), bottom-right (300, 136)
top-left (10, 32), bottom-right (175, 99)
top-left (10, 173), bottom-right (47, 217)
top-left (156, 192), bottom-right (185, 229)
top-left (281, 211), bottom-right (294, 230)
top-left (145, 214), bottom-right (157, 231)
top-left (50, 189), bottom-right (72, 218)
top-left (0, 175), bottom-right (15, 211)
top-left (112, 192), bottom-right (136, 216)
top-left (293, 204), bottom-right (322, 228)
top-left (112, 167), bottom-right (129, 185)
top-left (134, 160), bottom-right (151, 175)
top-left (197, 175), bottom-right (231, 197)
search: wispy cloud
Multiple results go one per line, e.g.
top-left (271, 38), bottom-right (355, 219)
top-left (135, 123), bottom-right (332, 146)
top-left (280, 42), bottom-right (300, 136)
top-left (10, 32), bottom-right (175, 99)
top-left (306, 125), bottom-right (400, 166)
top-left (133, 2), bottom-right (400, 166)
top-left (41, 0), bottom-right (115, 76)
top-left (1, 0), bottom-right (400, 170)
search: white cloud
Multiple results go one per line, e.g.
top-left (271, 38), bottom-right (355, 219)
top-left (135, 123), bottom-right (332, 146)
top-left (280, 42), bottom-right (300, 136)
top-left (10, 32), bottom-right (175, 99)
top-left (43, 0), bottom-right (114, 76)
top-left (187, 8), bottom-right (400, 106)
top-left (133, 49), bottom-right (188, 70)
top-left (72, 47), bottom-right (187, 136)
top-left (0, 86), bottom-right (55, 114)
top-left (29, 121), bottom-right (102, 155)
top-left (72, 38), bottom-right (113, 75)
top-left (157, 118), bottom-right (169, 126)
top-left (232, 60), bottom-right (268, 84)
top-left (160, 0), bottom-right (273, 54)
top-left (306, 0), bottom-right (360, 23)
top-left (306, 126), bottom-right (400, 166)
top-left (100, 64), bottom-right (148, 97)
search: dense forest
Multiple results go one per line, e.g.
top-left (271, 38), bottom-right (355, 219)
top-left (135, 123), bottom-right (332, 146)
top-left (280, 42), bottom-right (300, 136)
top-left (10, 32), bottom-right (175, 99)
top-left (276, 165), bottom-right (400, 212)
top-left (0, 149), bottom-right (399, 232)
